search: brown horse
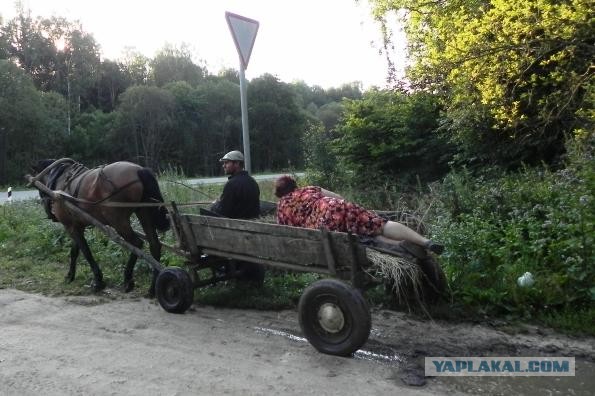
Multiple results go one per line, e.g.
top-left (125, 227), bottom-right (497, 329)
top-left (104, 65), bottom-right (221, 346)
top-left (31, 159), bottom-right (169, 294)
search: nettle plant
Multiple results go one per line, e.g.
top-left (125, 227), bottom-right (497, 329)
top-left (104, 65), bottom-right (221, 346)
top-left (430, 156), bottom-right (594, 316)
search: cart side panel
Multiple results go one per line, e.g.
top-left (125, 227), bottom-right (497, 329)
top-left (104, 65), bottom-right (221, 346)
top-left (181, 215), bottom-right (360, 272)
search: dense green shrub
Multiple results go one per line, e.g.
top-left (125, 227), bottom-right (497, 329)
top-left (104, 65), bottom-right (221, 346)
top-left (430, 141), bottom-right (594, 317)
top-left (334, 90), bottom-right (454, 188)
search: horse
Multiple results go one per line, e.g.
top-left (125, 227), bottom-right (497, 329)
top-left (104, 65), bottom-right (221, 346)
top-left (30, 158), bottom-right (169, 295)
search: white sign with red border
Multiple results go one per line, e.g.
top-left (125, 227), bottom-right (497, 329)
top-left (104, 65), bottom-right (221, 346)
top-left (225, 11), bottom-right (259, 69)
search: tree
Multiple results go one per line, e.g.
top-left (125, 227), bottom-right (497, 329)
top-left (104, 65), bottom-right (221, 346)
top-left (326, 82), bottom-right (363, 102)
top-left (1, 8), bottom-right (101, 132)
top-left (163, 81), bottom-right (205, 174)
top-left (65, 110), bottom-right (117, 165)
top-left (193, 78), bottom-right (242, 175)
top-left (150, 44), bottom-right (206, 87)
top-left (115, 86), bottom-right (176, 170)
top-left (0, 14), bottom-right (8, 59)
top-left (94, 60), bottom-right (130, 112)
top-left (217, 68), bottom-right (239, 83)
top-left (333, 89), bottom-right (452, 187)
top-left (0, 60), bottom-right (67, 184)
top-left (248, 74), bottom-right (306, 171)
top-left (121, 47), bottom-right (150, 86)
top-left (317, 101), bottom-right (344, 132)
top-left (370, 0), bottom-right (594, 166)
top-left (303, 119), bottom-right (341, 189)
top-left (1, 5), bottom-right (59, 91)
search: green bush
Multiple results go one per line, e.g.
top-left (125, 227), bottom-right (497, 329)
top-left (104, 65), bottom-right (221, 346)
top-left (430, 146), bottom-right (594, 318)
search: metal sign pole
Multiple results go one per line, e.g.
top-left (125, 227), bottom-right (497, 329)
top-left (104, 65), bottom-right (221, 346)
top-left (239, 60), bottom-right (251, 173)
top-left (225, 11), bottom-right (258, 174)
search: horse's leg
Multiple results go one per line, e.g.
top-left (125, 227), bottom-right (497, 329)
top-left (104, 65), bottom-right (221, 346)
top-left (123, 249), bottom-right (141, 293)
top-left (112, 220), bottom-right (144, 293)
top-left (65, 242), bottom-right (80, 283)
top-left (68, 226), bottom-right (105, 292)
top-left (138, 209), bottom-right (162, 297)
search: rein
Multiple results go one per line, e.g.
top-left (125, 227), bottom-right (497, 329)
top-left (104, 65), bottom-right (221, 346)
top-left (29, 158), bottom-right (76, 184)
top-left (30, 159), bottom-right (212, 209)
top-left (32, 160), bottom-right (150, 207)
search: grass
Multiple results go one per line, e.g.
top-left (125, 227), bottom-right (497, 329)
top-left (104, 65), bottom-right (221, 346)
top-left (0, 177), bottom-right (320, 310)
top-left (2, 167), bottom-right (594, 337)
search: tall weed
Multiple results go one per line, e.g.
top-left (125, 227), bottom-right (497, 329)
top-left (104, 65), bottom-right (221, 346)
top-left (430, 151), bottom-right (594, 317)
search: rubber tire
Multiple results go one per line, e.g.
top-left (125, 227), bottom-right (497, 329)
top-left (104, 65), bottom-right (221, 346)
top-left (298, 279), bottom-right (371, 356)
top-left (156, 267), bottom-right (194, 314)
top-left (418, 256), bottom-right (448, 303)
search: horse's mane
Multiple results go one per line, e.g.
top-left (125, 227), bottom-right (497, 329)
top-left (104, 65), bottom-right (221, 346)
top-left (47, 163), bottom-right (71, 190)
top-left (33, 159), bottom-right (57, 174)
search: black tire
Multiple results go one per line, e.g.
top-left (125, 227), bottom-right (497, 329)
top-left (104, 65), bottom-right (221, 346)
top-left (418, 256), bottom-right (448, 303)
top-left (156, 267), bottom-right (194, 314)
top-left (298, 279), bottom-right (371, 356)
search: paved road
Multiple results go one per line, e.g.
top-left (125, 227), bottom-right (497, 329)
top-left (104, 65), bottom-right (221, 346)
top-left (0, 173), bottom-right (304, 205)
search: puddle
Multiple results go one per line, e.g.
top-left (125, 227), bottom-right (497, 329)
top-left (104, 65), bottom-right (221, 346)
top-left (254, 326), bottom-right (405, 367)
top-left (255, 326), bottom-right (594, 395)
top-left (254, 327), bottom-right (307, 343)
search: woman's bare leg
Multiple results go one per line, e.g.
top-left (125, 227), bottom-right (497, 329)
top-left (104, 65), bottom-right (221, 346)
top-left (381, 221), bottom-right (430, 245)
top-left (378, 221), bottom-right (444, 254)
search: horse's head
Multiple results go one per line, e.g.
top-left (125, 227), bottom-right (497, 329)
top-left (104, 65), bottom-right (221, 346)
top-left (30, 159), bottom-right (56, 182)
top-left (30, 158), bottom-right (69, 222)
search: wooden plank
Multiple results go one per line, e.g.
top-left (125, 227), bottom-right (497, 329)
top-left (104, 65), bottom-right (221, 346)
top-left (180, 214), bottom-right (365, 271)
top-left (195, 227), bottom-right (332, 269)
top-left (184, 215), bottom-right (353, 243)
top-left (167, 202), bottom-right (183, 250)
top-left (321, 229), bottom-right (337, 275)
top-left (201, 248), bottom-right (334, 276)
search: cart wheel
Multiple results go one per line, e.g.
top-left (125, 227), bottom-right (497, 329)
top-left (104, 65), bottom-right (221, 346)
top-left (298, 279), bottom-right (371, 356)
top-left (418, 256), bottom-right (448, 303)
top-left (156, 267), bottom-right (194, 314)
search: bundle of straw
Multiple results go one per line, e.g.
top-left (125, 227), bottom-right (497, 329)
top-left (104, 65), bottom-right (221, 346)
top-left (365, 248), bottom-right (427, 310)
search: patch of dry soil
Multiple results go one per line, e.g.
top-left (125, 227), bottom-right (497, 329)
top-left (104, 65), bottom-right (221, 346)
top-left (0, 289), bottom-right (593, 395)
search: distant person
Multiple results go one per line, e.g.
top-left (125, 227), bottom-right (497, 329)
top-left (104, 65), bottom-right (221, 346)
top-left (210, 150), bottom-right (260, 219)
top-left (274, 175), bottom-right (444, 254)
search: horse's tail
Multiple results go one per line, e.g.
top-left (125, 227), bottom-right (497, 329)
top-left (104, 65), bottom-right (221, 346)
top-left (137, 168), bottom-right (170, 232)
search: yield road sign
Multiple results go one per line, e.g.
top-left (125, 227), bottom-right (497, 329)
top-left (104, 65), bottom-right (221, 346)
top-left (225, 11), bottom-right (259, 69)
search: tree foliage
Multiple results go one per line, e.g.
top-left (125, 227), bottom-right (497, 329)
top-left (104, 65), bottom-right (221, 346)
top-left (333, 89), bottom-right (453, 187)
top-left (115, 86), bottom-right (176, 170)
top-left (370, 0), bottom-right (594, 166)
top-left (248, 74), bottom-right (307, 172)
top-left (150, 44), bottom-right (205, 87)
top-left (0, 60), bottom-right (67, 183)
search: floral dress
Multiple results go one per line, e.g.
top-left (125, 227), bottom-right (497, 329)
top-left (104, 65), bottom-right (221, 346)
top-left (277, 186), bottom-right (386, 236)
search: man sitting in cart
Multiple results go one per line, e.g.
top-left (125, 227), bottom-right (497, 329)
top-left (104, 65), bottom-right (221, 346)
top-left (210, 150), bottom-right (260, 219)
top-left (274, 175), bottom-right (444, 254)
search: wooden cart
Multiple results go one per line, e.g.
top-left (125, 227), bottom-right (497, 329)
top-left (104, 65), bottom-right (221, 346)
top-left (154, 204), bottom-right (445, 356)
top-left (26, 176), bottom-right (444, 356)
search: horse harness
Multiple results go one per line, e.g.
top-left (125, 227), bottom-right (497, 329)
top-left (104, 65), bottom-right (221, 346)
top-left (41, 162), bottom-right (143, 221)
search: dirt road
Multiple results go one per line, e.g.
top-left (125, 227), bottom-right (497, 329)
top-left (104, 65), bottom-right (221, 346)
top-left (0, 289), bottom-right (593, 395)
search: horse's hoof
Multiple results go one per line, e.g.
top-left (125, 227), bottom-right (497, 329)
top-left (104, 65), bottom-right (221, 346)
top-left (124, 281), bottom-right (135, 293)
top-left (92, 280), bottom-right (106, 292)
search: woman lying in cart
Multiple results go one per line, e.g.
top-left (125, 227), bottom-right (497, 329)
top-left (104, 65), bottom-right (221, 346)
top-left (274, 175), bottom-right (444, 255)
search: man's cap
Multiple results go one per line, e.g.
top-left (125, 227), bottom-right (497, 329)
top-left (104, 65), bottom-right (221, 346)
top-left (219, 150), bottom-right (244, 162)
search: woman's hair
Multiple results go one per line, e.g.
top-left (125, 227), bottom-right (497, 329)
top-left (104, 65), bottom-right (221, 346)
top-left (274, 175), bottom-right (297, 198)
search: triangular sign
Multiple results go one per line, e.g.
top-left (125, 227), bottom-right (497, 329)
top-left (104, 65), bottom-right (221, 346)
top-left (225, 11), bottom-right (259, 69)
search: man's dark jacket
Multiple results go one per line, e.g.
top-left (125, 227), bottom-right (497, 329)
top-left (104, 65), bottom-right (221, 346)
top-left (211, 170), bottom-right (260, 219)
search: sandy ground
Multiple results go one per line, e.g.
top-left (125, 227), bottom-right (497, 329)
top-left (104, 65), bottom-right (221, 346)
top-left (0, 288), bottom-right (593, 396)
